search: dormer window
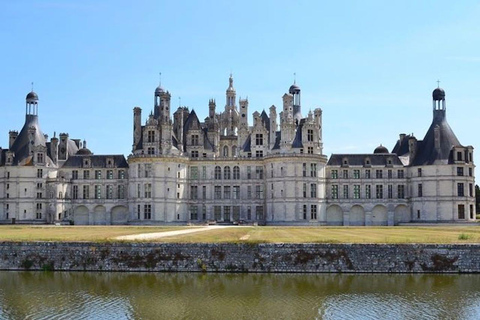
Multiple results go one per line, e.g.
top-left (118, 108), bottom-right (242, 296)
top-left (83, 158), bottom-right (91, 168)
top-left (364, 158), bottom-right (371, 167)
top-left (106, 158), bottom-right (114, 168)
top-left (342, 158), bottom-right (349, 167)
top-left (36, 152), bottom-right (44, 164)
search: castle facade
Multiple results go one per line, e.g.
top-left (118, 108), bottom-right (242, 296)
top-left (0, 76), bottom-right (475, 225)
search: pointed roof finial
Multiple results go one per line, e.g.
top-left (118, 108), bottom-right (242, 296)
top-left (293, 72), bottom-right (296, 84)
top-left (31, 82), bottom-right (34, 91)
top-left (179, 97), bottom-right (181, 107)
top-left (159, 72), bottom-right (162, 86)
top-left (437, 79), bottom-right (440, 88)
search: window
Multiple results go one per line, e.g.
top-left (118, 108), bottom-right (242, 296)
top-left (137, 184), bottom-right (141, 198)
top-left (398, 185), bottom-right (405, 199)
top-left (72, 170), bottom-right (78, 179)
top-left (37, 169), bottom-right (43, 178)
top-left (145, 164), bottom-right (151, 178)
top-left (255, 185), bottom-right (263, 199)
top-left (353, 185), bottom-right (360, 199)
top-left (311, 183), bottom-right (317, 198)
top-left (331, 170), bottom-right (338, 179)
top-left (303, 183), bottom-right (307, 198)
top-left (255, 133), bottom-right (263, 145)
top-left (365, 170), bottom-right (371, 179)
top-left (118, 170), bottom-right (125, 179)
top-left (311, 205), bottom-right (317, 220)
top-left (137, 205), bottom-right (141, 220)
top-left (95, 185), bottom-right (102, 199)
top-left (255, 206), bottom-right (264, 220)
top-left (224, 166), bottom-right (231, 180)
top-left (458, 204), bottom-right (465, 219)
top-left (233, 186), bottom-right (240, 199)
top-left (214, 186), bottom-right (222, 199)
top-left (190, 167), bottom-right (198, 179)
top-left (388, 185), bottom-right (393, 199)
top-left (73, 185), bottom-right (79, 199)
top-left (353, 170), bottom-right (360, 179)
top-left (256, 150), bottom-right (263, 158)
top-left (214, 166), bottom-right (222, 180)
top-left (191, 151), bottom-right (199, 158)
top-left (303, 205), bottom-right (307, 219)
top-left (147, 131), bottom-right (155, 143)
top-left (247, 166), bottom-right (252, 179)
top-left (202, 166), bottom-right (207, 179)
top-left (310, 163), bottom-right (317, 177)
top-left (224, 186), bottom-right (231, 199)
top-left (147, 147), bottom-right (155, 155)
top-left (256, 166), bottom-right (263, 179)
top-left (214, 206), bottom-right (222, 221)
top-left (388, 170), bottom-right (392, 179)
top-left (418, 168), bottom-right (422, 177)
top-left (457, 167), bottom-right (464, 176)
top-left (303, 163), bottom-right (307, 177)
top-left (332, 185), bottom-right (338, 199)
top-left (247, 186), bottom-right (252, 199)
top-left (83, 185), bottom-right (89, 199)
top-left (107, 170), bottom-right (113, 179)
top-left (366, 185), bottom-right (371, 199)
top-left (36, 192), bottom-right (43, 199)
top-left (106, 185), bottom-right (113, 199)
top-left (397, 170), bottom-right (404, 179)
top-left (202, 186), bottom-right (207, 199)
top-left (469, 168), bottom-right (473, 177)
top-left (376, 185), bottom-right (383, 199)
top-left (469, 183), bottom-right (473, 197)
top-left (191, 134), bottom-right (199, 146)
top-left (418, 184), bottom-right (423, 197)
top-left (458, 183), bottom-right (464, 197)
top-left (95, 170), bottom-right (102, 179)
top-left (118, 185), bottom-right (125, 199)
top-left (376, 170), bottom-right (383, 179)
top-left (37, 153), bottom-right (44, 163)
top-left (307, 147), bottom-right (314, 154)
top-left (190, 205), bottom-right (198, 220)
top-left (144, 204), bottom-right (152, 219)
top-left (307, 129), bottom-right (314, 142)
top-left (343, 185), bottom-right (349, 199)
top-left (202, 205), bottom-right (207, 220)
top-left (145, 183), bottom-right (152, 198)
top-left (233, 166), bottom-right (240, 179)
top-left (343, 170), bottom-right (348, 179)
top-left (457, 151), bottom-right (463, 161)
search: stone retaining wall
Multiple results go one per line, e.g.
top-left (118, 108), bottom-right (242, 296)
top-left (1, 242), bottom-right (479, 273)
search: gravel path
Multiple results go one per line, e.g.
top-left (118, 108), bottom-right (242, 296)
top-left (115, 225), bottom-right (232, 241)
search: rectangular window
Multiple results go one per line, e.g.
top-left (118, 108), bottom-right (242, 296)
top-left (458, 183), bottom-right (464, 197)
top-left (247, 166), bottom-right (252, 179)
top-left (202, 186), bottom-right (207, 199)
top-left (73, 185), bottom-right (79, 199)
top-left (398, 185), bottom-right (405, 199)
top-left (118, 170), bottom-right (125, 179)
top-left (247, 186), bottom-right (252, 199)
top-left (310, 205), bottom-right (317, 220)
top-left (343, 170), bottom-right (348, 179)
top-left (214, 206), bottom-right (222, 221)
top-left (418, 184), bottom-right (423, 197)
top-left (256, 166), bottom-right (264, 179)
top-left (255, 206), bottom-right (264, 220)
top-left (365, 170), bottom-right (371, 179)
top-left (353, 170), bottom-right (360, 179)
top-left (233, 186), bottom-right (240, 199)
top-left (137, 205), bottom-right (141, 220)
top-left (331, 170), bottom-right (338, 179)
top-left (107, 170), bottom-right (113, 179)
top-left (145, 164), bottom-right (151, 178)
top-left (457, 151), bottom-right (463, 161)
top-left (303, 183), bottom-right (307, 198)
top-left (106, 185), bottom-right (113, 199)
top-left (365, 185), bottom-right (371, 199)
top-left (376, 185), bottom-right (383, 199)
top-left (95, 170), bottom-right (102, 179)
top-left (307, 129), bottom-right (314, 142)
top-left (458, 204), bottom-right (465, 219)
top-left (332, 185), bottom-right (338, 199)
top-left (190, 167), bottom-right (199, 179)
top-left (353, 185), bottom-right (360, 199)
top-left (303, 163), bottom-right (307, 177)
top-left (388, 170), bottom-right (392, 179)
top-left (190, 205), bottom-right (198, 220)
top-left (376, 170), bottom-right (383, 179)
top-left (95, 185), bottom-right (102, 199)
top-left (72, 170), bottom-right (78, 180)
top-left (469, 183), bottom-right (473, 197)
top-left (310, 163), bottom-right (317, 177)
top-left (255, 185), bottom-right (263, 199)
top-left (37, 169), bottom-right (43, 178)
top-left (37, 152), bottom-right (44, 163)
top-left (418, 168), bottom-right (422, 177)
top-left (255, 150), bottom-right (263, 158)
top-left (36, 192), bottom-right (43, 199)
top-left (137, 184), bottom-right (141, 198)
top-left (224, 186), bottom-right (231, 199)
top-left (255, 133), bottom-right (263, 145)
top-left (147, 131), bottom-right (155, 143)
top-left (307, 147), bottom-right (314, 154)
top-left (303, 204), bottom-right (307, 219)
top-left (191, 186), bottom-right (198, 199)
top-left (469, 167), bottom-right (473, 177)
top-left (83, 185), bottom-right (89, 199)
top-left (388, 185), bottom-right (393, 199)
top-left (191, 134), bottom-right (199, 146)
top-left (397, 170), bottom-right (404, 179)
top-left (310, 183), bottom-right (317, 198)
top-left (117, 185), bottom-right (125, 199)
top-left (343, 185), bottom-right (349, 199)
top-left (214, 186), bottom-right (222, 199)
top-left (191, 150), bottom-right (199, 158)
top-left (144, 204), bottom-right (152, 220)
top-left (233, 166), bottom-right (240, 180)
top-left (202, 205), bottom-right (207, 220)
top-left (457, 167), bottom-right (464, 176)
top-left (202, 166), bottom-right (207, 179)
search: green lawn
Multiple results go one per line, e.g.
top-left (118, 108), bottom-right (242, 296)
top-left (0, 226), bottom-right (194, 242)
top-left (1, 225), bottom-right (480, 244)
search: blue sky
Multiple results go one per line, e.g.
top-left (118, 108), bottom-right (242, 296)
top-left (1, 0), bottom-right (479, 159)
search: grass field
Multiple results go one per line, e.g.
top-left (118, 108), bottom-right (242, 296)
top-left (1, 225), bottom-right (480, 244)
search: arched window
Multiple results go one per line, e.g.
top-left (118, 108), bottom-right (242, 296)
top-left (224, 166), bottom-right (231, 180)
top-left (223, 146), bottom-right (229, 157)
top-left (233, 166), bottom-right (240, 180)
top-left (214, 166), bottom-right (222, 180)
top-left (232, 146), bottom-right (237, 157)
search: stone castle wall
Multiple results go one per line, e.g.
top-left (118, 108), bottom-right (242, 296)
top-left (1, 242), bottom-right (479, 273)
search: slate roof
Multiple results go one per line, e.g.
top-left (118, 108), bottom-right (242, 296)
top-left (292, 119), bottom-right (305, 148)
top-left (62, 155), bottom-right (128, 168)
top-left (9, 115), bottom-right (48, 165)
top-left (327, 154), bottom-right (403, 166)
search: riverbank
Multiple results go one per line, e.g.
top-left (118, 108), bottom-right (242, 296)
top-left (1, 241), bottom-right (479, 273)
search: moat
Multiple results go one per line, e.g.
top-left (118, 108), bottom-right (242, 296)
top-left (1, 272), bottom-right (480, 319)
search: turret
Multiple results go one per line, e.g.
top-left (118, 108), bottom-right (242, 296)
top-left (9, 131), bottom-right (18, 148)
top-left (133, 107), bottom-right (142, 152)
top-left (269, 105), bottom-right (277, 147)
top-left (50, 133), bottom-right (59, 164)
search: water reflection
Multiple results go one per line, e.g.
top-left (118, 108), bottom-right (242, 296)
top-left (0, 272), bottom-right (480, 320)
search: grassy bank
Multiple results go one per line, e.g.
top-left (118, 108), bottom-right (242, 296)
top-left (1, 225), bottom-right (480, 244)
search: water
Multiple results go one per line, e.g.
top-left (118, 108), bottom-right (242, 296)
top-left (1, 272), bottom-right (480, 320)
